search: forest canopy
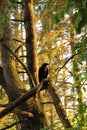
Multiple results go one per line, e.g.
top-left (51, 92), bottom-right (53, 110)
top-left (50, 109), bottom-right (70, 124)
top-left (0, 0), bottom-right (87, 130)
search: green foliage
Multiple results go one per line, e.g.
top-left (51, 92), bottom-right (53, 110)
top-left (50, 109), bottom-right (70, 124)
top-left (51, 2), bottom-right (69, 26)
top-left (51, 0), bottom-right (87, 33)
top-left (72, 102), bottom-right (87, 130)
top-left (40, 124), bottom-right (54, 130)
top-left (72, 8), bottom-right (87, 33)
top-left (47, 0), bottom-right (54, 8)
top-left (65, 102), bottom-right (87, 130)
top-left (73, 60), bottom-right (78, 72)
top-left (69, 0), bottom-right (87, 33)
top-left (21, 0), bottom-right (27, 7)
top-left (51, 14), bottom-right (60, 26)
top-left (74, 35), bottom-right (87, 62)
top-left (9, 0), bottom-right (16, 3)
top-left (0, 6), bottom-right (9, 31)
top-left (41, 120), bottom-right (64, 130)
top-left (0, 1), bottom-right (16, 30)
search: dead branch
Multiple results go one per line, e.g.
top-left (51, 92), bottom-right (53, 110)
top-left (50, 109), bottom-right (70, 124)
top-left (0, 79), bottom-right (49, 119)
top-left (47, 80), bottom-right (72, 128)
top-left (11, 19), bottom-right (24, 22)
top-left (0, 104), bottom-right (8, 107)
top-left (57, 53), bottom-right (78, 71)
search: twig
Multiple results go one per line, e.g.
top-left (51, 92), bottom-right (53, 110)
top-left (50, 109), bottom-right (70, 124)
top-left (11, 19), bottom-right (24, 22)
top-left (57, 53), bottom-right (78, 72)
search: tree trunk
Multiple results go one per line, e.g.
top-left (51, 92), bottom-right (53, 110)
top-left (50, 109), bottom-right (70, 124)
top-left (23, 0), bottom-right (45, 129)
top-left (24, 0), bottom-right (39, 87)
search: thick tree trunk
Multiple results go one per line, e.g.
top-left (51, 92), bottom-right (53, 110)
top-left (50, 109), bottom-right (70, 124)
top-left (0, 0), bottom-right (22, 101)
top-left (23, 0), bottom-right (45, 129)
top-left (24, 0), bottom-right (39, 87)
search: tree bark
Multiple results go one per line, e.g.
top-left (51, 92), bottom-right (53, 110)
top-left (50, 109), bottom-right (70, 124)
top-left (23, 0), bottom-right (45, 129)
top-left (24, 0), bottom-right (39, 87)
top-left (47, 80), bottom-right (72, 129)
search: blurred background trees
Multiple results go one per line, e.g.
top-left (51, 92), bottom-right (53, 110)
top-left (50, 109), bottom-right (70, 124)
top-left (0, 0), bottom-right (87, 130)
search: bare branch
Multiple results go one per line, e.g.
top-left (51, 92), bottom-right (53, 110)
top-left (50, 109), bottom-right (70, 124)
top-left (0, 104), bottom-right (8, 107)
top-left (11, 19), bottom-right (24, 23)
top-left (0, 79), bottom-right (49, 119)
top-left (47, 80), bottom-right (72, 128)
top-left (57, 53), bottom-right (78, 71)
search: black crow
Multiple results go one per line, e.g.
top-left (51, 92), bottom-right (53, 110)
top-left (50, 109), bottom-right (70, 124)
top-left (38, 63), bottom-right (49, 82)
